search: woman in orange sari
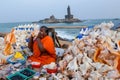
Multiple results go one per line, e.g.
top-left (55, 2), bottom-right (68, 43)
top-left (28, 26), bottom-right (56, 65)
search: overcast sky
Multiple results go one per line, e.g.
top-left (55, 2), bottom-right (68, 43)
top-left (0, 0), bottom-right (120, 23)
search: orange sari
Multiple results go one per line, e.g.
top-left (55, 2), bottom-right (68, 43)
top-left (28, 36), bottom-right (56, 65)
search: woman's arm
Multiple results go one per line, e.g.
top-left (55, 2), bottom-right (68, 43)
top-left (28, 36), bottom-right (33, 52)
top-left (37, 38), bottom-right (46, 53)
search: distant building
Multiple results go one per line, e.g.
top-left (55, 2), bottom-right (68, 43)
top-left (39, 6), bottom-right (81, 23)
top-left (65, 5), bottom-right (73, 19)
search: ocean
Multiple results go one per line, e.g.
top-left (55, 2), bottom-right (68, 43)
top-left (0, 19), bottom-right (120, 40)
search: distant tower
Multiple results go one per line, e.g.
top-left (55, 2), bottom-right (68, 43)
top-left (67, 6), bottom-right (71, 16)
top-left (65, 5), bottom-right (73, 19)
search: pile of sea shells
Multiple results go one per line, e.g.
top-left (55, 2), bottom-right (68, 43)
top-left (53, 22), bottom-right (120, 80)
top-left (0, 24), bottom-right (39, 64)
top-left (13, 24), bottom-right (39, 49)
top-left (0, 37), bottom-right (5, 51)
top-left (0, 37), bottom-right (7, 65)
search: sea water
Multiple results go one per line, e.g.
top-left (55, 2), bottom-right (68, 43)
top-left (0, 19), bottom-right (120, 40)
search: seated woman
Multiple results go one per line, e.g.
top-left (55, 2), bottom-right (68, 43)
top-left (28, 26), bottom-right (56, 65)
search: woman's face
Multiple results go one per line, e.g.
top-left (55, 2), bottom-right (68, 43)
top-left (37, 28), bottom-right (47, 39)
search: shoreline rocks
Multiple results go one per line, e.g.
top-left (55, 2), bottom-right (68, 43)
top-left (0, 33), bottom-right (7, 37)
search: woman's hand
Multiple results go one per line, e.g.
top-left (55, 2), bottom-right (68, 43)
top-left (36, 37), bottom-right (46, 53)
top-left (30, 35), bottom-right (33, 38)
top-left (37, 38), bottom-right (40, 43)
top-left (36, 31), bottom-right (41, 38)
top-left (28, 35), bottom-right (34, 52)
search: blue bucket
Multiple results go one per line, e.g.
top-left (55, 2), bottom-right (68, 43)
top-left (7, 55), bottom-right (27, 64)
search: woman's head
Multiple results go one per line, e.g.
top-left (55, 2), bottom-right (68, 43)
top-left (37, 26), bottom-right (49, 39)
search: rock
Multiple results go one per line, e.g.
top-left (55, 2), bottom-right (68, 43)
top-left (62, 44), bottom-right (69, 49)
top-left (0, 33), bottom-right (7, 37)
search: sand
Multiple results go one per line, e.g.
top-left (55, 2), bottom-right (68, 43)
top-left (58, 39), bottom-right (72, 49)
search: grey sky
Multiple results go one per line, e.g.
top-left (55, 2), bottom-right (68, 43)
top-left (0, 0), bottom-right (120, 23)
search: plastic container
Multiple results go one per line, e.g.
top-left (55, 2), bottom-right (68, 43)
top-left (32, 64), bottom-right (41, 68)
top-left (46, 68), bottom-right (57, 74)
top-left (7, 55), bottom-right (27, 64)
top-left (6, 73), bottom-right (27, 80)
top-left (31, 62), bottom-right (41, 68)
top-left (7, 68), bottom-right (36, 80)
top-left (19, 68), bottom-right (36, 79)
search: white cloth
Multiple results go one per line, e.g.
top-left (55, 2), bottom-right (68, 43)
top-left (55, 48), bottom-right (65, 57)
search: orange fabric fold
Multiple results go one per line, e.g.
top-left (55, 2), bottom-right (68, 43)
top-left (28, 36), bottom-right (56, 65)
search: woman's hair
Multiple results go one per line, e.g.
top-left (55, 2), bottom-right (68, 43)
top-left (40, 26), bottom-right (49, 35)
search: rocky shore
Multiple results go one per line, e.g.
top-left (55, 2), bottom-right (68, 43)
top-left (0, 32), bottom-right (7, 37)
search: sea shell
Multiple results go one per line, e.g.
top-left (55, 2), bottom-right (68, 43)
top-left (72, 71), bottom-right (83, 80)
top-left (79, 62), bottom-right (92, 75)
top-left (82, 53), bottom-right (92, 63)
top-left (106, 69), bottom-right (120, 79)
top-left (63, 54), bottom-right (73, 63)
top-left (56, 73), bottom-right (64, 79)
top-left (89, 70), bottom-right (102, 80)
top-left (98, 65), bottom-right (113, 73)
top-left (79, 53), bottom-right (92, 75)
top-left (71, 45), bottom-right (81, 56)
top-left (76, 53), bottom-right (83, 66)
top-left (59, 60), bottom-right (67, 72)
top-left (67, 57), bottom-right (78, 71)
top-left (90, 62), bottom-right (104, 70)
top-left (77, 40), bottom-right (85, 49)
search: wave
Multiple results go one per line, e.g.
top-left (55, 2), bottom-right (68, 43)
top-left (55, 29), bottom-right (80, 40)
